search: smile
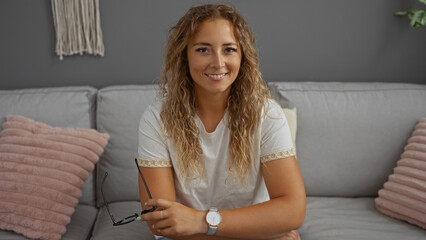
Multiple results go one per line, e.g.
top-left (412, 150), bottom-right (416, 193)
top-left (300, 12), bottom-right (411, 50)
top-left (205, 73), bottom-right (227, 79)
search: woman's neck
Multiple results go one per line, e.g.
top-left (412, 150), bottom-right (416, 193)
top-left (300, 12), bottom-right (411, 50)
top-left (195, 90), bottom-right (229, 133)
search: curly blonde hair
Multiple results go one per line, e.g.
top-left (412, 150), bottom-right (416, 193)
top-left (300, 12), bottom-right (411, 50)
top-left (159, 4), bottom-right (271, 183)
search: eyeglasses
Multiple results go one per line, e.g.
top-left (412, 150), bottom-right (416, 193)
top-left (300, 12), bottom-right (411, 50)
top-left (100, 158), bottom-right (157, 226)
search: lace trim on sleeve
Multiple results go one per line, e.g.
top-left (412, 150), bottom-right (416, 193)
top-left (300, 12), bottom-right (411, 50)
top-left (260, 147), bottom-right (296, 163)
top-left (137, 157), bottom-right (172, 167)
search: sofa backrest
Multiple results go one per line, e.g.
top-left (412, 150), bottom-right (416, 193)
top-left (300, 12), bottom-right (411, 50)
top-left (96, 85), bottom-right (159, 206)
top-left (269, 82), bottom-right (426, 197)
top-left (0, 86), bottom-right (98, 205)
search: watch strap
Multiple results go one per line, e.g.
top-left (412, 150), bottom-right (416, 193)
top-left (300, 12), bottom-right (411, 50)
top-left (206, 225), bottom-right (218, 235)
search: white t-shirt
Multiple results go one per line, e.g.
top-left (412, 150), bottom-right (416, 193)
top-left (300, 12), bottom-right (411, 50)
top-left (137, 99), bottom-right (295, 211)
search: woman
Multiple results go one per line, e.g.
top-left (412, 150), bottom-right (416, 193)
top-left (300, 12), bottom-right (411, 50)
top-left (137, 4), bottom-right (305, 240)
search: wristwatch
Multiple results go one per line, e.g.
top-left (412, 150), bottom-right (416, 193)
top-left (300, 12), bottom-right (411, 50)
top-left (206, 207), bottom-right (221, 235)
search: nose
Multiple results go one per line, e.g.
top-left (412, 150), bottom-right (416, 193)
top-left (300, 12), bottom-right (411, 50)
top-left (211, 52), bottom-right (225, 68)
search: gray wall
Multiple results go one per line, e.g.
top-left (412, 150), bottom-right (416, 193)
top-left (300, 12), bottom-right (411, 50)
top-left (1, 0), bottom-right (425, 90)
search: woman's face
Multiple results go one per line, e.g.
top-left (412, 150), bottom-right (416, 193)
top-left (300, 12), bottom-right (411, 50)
top-left (187, 18), bottom-right (242, 98)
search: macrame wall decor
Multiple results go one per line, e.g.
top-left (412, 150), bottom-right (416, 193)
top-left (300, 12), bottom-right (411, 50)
top-left (51, 0), bottom-right (105, 60)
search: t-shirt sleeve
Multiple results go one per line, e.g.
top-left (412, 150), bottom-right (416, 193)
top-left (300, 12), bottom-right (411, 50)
top-left (137, 105), bottom-right (172, 167)
top-left (260, 100), bottom-right (296, 163)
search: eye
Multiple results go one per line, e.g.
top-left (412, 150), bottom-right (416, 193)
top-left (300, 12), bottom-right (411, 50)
top-left (195, 47), bottom-right (209, 53)
top-left (225, 47), bottom-right (238, 53)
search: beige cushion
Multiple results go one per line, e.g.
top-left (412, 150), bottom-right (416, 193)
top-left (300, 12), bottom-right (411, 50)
top-left (375, 118), bottom-right (426, 229)
top-left (283, 107), bottom-right (297, 151)
top-left (0, 115), bottom-right (109, 240)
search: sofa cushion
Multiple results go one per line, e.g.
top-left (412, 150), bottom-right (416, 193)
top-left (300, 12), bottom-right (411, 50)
top-left (375, 118), bottom-right (426, 229)
top-left (0, 86), bottom-right (98, 205)
top-left (269, 82), bottom-right (426, 197)
top-left (96, 85), bottom-right (159, 205)
top-left (299, 197), bottom-right (426, 240)
top-left (91, 201), bottom-right (155, 240)
top-left (0, 115), bottom-right (108, 240)
top-left (61, 204), bottom-right (98, 240)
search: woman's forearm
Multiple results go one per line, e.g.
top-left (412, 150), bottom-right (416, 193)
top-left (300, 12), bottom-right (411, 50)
top-left (212, 196), bottom-right (304, 239)
top-left (149, 195), bottom-right (304, 240)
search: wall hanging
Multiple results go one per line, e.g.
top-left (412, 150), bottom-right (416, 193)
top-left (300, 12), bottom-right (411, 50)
top-left (51, 0), bottom-right (105, 60)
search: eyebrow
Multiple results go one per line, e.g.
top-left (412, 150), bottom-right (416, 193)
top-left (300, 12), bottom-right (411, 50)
top-left (192, 42), bottom-right (238, 47)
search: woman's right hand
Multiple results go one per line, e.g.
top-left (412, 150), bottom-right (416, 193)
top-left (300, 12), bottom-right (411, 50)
top-left (140, 198), bottom-right (208, 237)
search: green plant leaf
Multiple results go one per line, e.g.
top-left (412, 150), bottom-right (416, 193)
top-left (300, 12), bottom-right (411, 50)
top-left (395, 0), bottom-right (426, 27)
top-left (420, 12), bottom-right (426, 25)
top-left (409, 10), bottom-right (422, 26)
top-left (395, 11), bottom-right (408, 15)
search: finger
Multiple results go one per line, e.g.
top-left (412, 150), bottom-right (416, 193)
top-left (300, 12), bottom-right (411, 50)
top-left (294, 231), bottom-right (301, 240)
top-left (153, 226), bottom-right (173, 236)
top-left (140, 210), bottom-right (168, 221)
top-left (146, 198), bottom-right (173, 209)
top-left (151, 215), bottom-right (174, 230)
top-left (280, 230), bottom-right (300, 240)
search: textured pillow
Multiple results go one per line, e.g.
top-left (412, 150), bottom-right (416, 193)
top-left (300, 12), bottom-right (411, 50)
top-left (0, 115), bottom-right (109, 240)
top-left (375, 118), bottom-right (426, 229)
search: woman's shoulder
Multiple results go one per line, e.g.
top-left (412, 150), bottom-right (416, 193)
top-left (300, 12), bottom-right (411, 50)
top-left (262, 98), bottom-right (285, 119)
top-left (141, 100), bottom-right (164, 123)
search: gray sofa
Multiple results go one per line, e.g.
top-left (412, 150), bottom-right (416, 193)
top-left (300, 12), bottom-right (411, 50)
top-left (0, 82), bottom-right (425, 240)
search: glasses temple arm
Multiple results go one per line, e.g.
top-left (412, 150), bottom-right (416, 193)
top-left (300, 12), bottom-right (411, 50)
top-left (134, 158), bottom-right (153, 199)
top-left (101, 172), bottom-right (117, 223)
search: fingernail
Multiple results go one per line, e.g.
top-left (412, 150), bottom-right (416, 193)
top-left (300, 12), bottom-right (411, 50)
top-left (136, 216), bottom-right (141, 221)
top-left (144, 202), bottom-right (148, 206)
top-left (152, 225), bottom-right (155, 229)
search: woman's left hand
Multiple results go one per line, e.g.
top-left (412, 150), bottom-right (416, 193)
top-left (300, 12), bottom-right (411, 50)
top-left (140, 198), bottom-right (208, 236)
top-left (275, 230), bottom-right (301, 240)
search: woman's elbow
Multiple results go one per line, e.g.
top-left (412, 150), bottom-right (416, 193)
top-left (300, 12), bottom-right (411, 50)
top-left (293, 203), bottom-right (306, 229)
top-left (294, 194), bottom-right (307, 229)
top-left (270, 203), bottom-right (305, 240)
top-left (283, 196), bottom-right (306, 230)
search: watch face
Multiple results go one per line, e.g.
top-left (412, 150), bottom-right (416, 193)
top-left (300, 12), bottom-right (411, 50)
top-left (206, 211), bottom-right (221, 226)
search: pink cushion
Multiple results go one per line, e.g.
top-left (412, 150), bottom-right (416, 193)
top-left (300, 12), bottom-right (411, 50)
top-left (0, 115), bottom-right (109, 240)
top-left (375, 118), bottom-right (426, 229)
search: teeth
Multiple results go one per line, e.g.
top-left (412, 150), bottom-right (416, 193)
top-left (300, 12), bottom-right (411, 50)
top-left (207, 73), bottom-right (226, 79)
